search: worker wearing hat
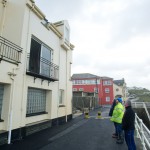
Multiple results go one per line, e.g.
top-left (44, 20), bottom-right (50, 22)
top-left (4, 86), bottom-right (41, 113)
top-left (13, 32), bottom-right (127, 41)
top-left (110, 97), bottom-right (124, 144)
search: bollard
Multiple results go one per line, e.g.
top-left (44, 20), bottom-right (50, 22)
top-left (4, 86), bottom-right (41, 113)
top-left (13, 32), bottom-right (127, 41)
top-left (84, 112), bottom-right (89, 119)
top-left (97, 111), bottom-right (101, 119)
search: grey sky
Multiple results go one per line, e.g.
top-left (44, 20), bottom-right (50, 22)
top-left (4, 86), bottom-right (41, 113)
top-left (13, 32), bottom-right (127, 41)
top-left (36, 0), bottom-right (150, 90)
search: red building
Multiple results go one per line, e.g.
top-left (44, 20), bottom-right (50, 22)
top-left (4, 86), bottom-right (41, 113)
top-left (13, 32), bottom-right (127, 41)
top-left (72, 73), bottom-right (114, 105)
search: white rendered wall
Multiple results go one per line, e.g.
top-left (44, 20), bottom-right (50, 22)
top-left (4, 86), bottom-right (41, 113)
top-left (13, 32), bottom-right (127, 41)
top-left (0, 0), bottom-right (73, 131)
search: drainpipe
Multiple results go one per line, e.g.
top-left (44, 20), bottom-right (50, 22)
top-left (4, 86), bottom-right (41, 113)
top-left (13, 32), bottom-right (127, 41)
top-left (0, 0), bottom-right (7, 36)
top-left (100, 78), bottom-right (103, 106)
top-left (7, 68), bottom-right (19, 144)
top-left (65, 50), bottom-right (68, 122)
top-left (57, 40), bottom-right (61, 126)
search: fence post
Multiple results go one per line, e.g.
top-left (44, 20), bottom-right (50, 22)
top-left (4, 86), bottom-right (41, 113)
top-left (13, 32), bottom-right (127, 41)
top-left (139, 119), bottom-right (146, 150)
top-left (135, 115), bottom-right (139, 138)
top-left (97, 111), bottom-right (102, 119)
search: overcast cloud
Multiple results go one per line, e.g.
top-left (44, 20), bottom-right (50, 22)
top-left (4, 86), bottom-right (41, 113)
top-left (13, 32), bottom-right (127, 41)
top-left (36, 0), bottom-right (150, 90)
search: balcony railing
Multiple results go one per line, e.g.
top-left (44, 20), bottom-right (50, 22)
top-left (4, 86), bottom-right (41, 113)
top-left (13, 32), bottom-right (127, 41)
top-left (26, 54), bottom-right (59, 81)
top-left (0, 36), bottom-right (22, 65)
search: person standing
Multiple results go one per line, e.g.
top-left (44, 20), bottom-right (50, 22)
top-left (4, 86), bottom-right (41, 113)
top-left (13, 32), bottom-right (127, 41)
top-left (122, 100), bottom-right (136, 150)
top-left (109, 99), bottom-right (117, 138)
top-left (110, 97), bottom-right (124, 144)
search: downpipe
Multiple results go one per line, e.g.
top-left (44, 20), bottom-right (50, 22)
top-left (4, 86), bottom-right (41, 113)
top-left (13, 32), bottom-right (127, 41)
top-left (7, 68), bottom-right (19, 144)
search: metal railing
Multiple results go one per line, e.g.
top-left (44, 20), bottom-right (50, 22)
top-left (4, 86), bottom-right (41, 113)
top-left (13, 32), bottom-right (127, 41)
top-left (132, 102), bottom-right (150, 108)
top-left (0, 36), bottom-right (22, 64)
top-left (132, 102), bottom-right (150, 122)
top-left (135, 113), bottom-right (150, 150)
top-left (26, 54), bottom-right (59, 81)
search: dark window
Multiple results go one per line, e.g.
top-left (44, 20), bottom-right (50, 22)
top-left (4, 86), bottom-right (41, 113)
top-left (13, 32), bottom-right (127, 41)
top-left (29, 38), bottom-right (41, 74)
top-left (29, 37), bottom-right (52, 77)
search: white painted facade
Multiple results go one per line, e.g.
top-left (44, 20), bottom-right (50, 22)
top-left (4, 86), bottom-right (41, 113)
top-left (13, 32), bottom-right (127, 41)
top-left (0, 0), bottom-right (74, 143)
top-left (113, 83), bottom-right (127, 101)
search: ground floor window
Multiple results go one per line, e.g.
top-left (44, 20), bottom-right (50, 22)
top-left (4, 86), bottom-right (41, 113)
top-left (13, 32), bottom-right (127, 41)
top-left (106, 96), bottom-right (110, 102)
top-left (26, 88), bottom-right (46, 116)
top-left (0, 84), bottom-right (4, 119)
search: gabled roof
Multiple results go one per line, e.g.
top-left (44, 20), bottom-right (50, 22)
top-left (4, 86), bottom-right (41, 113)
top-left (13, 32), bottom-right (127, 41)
top-left (113, 79), bottom-right (125, 86)
top-left (100, 76), bottom-right (113, 80)
top-left (71, 73), bottom-right (113, 80)
top-left (72, 73), bottom-right (100, 79)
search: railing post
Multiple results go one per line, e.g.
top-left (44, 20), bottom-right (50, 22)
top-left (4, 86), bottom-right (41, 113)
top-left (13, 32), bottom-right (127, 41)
top-left (139, 119), bottom-right (146, 150)
top-left (135, 115), bottom-right (139, 138)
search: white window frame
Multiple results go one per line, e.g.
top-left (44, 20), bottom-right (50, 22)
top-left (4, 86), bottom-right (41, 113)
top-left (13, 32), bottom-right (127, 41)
top-left (73, 88), bottom-right (77, 91)
top-left (106, 97), bottom-right (110, 102)
top-left (59, 89), bottom-right (64, 105)
top-left (79, 88), bottom-right (83, 91)
top-left (26, 88), bottom-right (46, 115)
top-left (103, 80), bottom-right (112, 85)
top-left (40, 44), bottom-right (52, 77)
top-left (94, 87), bottom-right (99, 93)
top-left (30, 36), bottom-right (53, 77)
top-left (105, 88), bottom-right (110, 93)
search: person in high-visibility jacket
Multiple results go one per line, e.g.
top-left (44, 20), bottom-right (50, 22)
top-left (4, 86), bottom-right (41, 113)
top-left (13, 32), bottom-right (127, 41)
top-left (110, 97), bottom-right (124, 144)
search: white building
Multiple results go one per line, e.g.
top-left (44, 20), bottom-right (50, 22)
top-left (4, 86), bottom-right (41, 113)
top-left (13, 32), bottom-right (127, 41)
top-left (113, 79), bottom-right (127, 101)
top-left (0, 0), bottom-right (74, 145)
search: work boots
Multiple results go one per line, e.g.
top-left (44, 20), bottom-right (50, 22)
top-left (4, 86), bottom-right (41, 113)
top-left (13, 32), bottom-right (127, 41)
top-left (112, 133), bottom-right (118, 138)
top-left (116, 134), bottom-right (124, 144)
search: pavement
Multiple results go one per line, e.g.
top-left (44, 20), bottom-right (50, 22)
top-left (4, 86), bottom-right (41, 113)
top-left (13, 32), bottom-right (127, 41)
top-left (0, 107), bottom-right (142, 150)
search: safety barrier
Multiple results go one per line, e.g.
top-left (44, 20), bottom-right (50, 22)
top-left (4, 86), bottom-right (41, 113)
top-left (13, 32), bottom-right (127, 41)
top-left (135, 113), bottom-right (150, 150)
top-left (132, 102), bottom-right (150, 122)
top-left (97, 111), bottom-right (102, 119)
top-left (84, 108), bottom-right (89, 119)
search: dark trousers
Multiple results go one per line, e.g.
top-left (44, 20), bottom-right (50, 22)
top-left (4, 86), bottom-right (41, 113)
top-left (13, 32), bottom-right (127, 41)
top-left (116, 123), bottom-right (123, 136)
top-left (116, 123), bottom-right (124, 142)
top-left (124, 130), bottom-right (136, 150)
top-left (114, 122), bottom-right (117, 135)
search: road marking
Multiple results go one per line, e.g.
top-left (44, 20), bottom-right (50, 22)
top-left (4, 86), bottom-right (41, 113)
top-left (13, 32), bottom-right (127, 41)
top-left (86, 116), bottom-right (111, 119)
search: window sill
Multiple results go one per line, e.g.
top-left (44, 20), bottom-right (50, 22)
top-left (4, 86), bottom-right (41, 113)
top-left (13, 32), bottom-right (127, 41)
top-left (26, 112), bottom-right (48, 117)
top-left (59, 105), bottom-right (66, 107)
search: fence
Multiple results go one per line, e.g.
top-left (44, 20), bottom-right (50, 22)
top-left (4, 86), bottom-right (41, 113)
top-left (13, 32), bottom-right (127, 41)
top-left (132, 102), bottom-right (150, 122)
top-left (72, 96), bottom-right (99, 113)
top-left (135, 113), bottom-right (150, 150)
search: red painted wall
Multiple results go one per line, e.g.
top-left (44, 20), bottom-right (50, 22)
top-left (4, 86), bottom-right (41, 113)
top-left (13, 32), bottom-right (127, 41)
top-left (72, 78), bottom-right (114, 105)
top-left (100, 79), bottom-right (114, 105)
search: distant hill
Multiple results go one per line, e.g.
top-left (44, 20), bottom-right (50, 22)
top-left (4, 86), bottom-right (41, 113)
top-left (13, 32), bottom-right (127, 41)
top-left (128, 87), bottom-right (150, 102)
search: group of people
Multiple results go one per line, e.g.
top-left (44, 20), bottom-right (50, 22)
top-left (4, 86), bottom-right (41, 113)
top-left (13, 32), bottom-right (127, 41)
top-left (109, 97), bottom-right (136, 150)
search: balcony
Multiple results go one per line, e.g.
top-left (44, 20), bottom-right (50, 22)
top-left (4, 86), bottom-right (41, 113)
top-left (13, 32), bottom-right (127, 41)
top-left (26, 54), bottom-right (59, 82)
top-left (0, 36), bottom-right (22, 65)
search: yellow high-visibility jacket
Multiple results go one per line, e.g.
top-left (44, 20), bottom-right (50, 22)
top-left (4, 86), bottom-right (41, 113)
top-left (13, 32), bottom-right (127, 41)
top-left (110, 102), bottom-right (124, 124)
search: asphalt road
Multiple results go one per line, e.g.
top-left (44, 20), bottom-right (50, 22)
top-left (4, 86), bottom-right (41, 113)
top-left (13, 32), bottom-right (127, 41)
top-left (1, 107), bottom-right (142, 150)
top-left (39, 108), bottom-right (128, 150)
